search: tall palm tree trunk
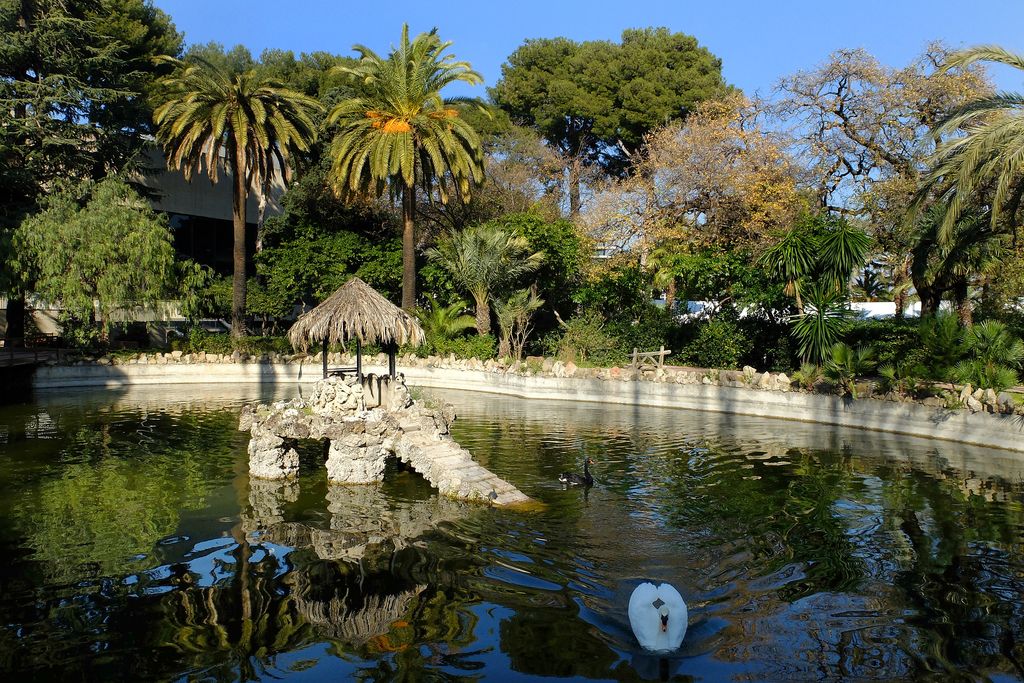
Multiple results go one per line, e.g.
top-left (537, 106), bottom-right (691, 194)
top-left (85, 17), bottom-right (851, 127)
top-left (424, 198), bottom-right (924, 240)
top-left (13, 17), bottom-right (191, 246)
top-left (401, 182), bottom-right (417, 311)
top-left (954, 281), bottom-right (973, 327)
top-left (473, 293), bottom-right (491, 336)
top-left (4, 294), bottom-right (26, 347)
top-left (893, 257), bottom-right (910, 321)
top-left (231, 148), bottom-right (248, 338)
top-left (568, 156), bottom-right (582, 217)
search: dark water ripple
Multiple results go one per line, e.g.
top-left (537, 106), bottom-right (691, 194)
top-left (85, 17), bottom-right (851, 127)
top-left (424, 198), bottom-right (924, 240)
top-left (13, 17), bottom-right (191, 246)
top-left (0, 383), bottom-right (1021, 681)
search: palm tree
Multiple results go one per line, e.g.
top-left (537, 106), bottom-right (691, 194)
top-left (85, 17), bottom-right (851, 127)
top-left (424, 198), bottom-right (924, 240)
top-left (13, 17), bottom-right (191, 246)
top-left (152, 57), bottom-right (321, 336)
top-left (647, 242), bottom-right (685, 313)
top-left (917, 46), bottom-right (1024, 242)
top-left (853, 269), bottom-right (887, 301)
top-left (495, 288), bottom-right (544, 360)
top-left (817, 221), bottom-right (872, 293)
top-left (911, 203), bottom-right (1003, 323)
top-left (414, 297), bottom-right (476, 341)
top-left (791, 284), bottom-right (851, 364)
top-left (759, 227), bottom-right (817, 313)
top-left (327, 24), bottom-right (485, 311)
top-left (427, 223), bottom-right (543, 335)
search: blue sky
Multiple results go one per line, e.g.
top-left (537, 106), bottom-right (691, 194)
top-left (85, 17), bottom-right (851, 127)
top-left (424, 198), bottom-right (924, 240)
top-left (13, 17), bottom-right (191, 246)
top-left (153, 0), bottom-right (1024, 97)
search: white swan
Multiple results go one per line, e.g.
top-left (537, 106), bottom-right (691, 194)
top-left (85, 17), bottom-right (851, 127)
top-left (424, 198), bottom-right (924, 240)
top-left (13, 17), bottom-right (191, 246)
top-left (628, 582), bottom-right (688, 652)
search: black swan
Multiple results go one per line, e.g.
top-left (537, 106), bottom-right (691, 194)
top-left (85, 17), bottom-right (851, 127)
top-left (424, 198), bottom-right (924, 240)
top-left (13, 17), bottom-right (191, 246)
top-left (558, 458), bottom-right (594, 487)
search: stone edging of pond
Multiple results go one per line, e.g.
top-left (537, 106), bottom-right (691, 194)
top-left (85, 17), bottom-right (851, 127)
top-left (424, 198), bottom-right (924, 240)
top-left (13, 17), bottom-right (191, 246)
top-left (30, 351), bottom-right (1024, 453)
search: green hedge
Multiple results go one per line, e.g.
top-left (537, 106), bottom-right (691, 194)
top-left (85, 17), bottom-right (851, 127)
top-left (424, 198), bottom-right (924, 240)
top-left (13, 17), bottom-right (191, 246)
top-left (170, 329), bottom-right (293, 356)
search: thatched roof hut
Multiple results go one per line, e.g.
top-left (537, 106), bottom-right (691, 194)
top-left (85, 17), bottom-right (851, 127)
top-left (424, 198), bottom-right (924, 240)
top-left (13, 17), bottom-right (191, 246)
top-left (288, 277), bottom-right (424, 378)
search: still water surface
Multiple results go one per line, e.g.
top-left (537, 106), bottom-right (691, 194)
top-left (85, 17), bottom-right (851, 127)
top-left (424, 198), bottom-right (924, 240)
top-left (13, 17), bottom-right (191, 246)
top-left (0, 384), bottom-right (1023, 681)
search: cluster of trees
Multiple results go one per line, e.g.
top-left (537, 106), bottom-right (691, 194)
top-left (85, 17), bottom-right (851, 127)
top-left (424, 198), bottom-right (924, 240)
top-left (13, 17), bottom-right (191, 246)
top-left (5, 3), bottom-right (1024, 387)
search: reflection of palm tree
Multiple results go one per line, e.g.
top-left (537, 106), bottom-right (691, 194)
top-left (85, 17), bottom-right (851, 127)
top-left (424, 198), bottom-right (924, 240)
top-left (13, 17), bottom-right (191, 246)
top-left (880, 470), bottom-right (1024, 678)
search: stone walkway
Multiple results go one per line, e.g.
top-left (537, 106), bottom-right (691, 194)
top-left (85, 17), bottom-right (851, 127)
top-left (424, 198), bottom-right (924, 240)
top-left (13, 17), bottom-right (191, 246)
top-left (393, 410), bottom-right (530, 506)
top-left (240, 374), bottom-right (532, 508)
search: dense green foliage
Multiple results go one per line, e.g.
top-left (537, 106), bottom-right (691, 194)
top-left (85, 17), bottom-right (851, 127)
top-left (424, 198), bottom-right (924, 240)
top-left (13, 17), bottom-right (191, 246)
top-left (684, 319), bottom-right (749, 369)
top-left (4, 10), bottom-right (1022, 408)
top-left (15, 178), bottom-right (175, 341)
top-left (1, 0), bottom-right (182, 343)
top-left (0, 0), bottom-right (182, 225)
top-left (545, 310), bottom-right (618, 364)
top-left (492, 28), bottom-right (729, 211)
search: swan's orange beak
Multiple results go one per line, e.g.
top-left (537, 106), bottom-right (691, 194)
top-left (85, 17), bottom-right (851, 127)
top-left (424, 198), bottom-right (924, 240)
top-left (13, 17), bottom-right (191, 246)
top-left (660, 613), bottom-right (669, 633)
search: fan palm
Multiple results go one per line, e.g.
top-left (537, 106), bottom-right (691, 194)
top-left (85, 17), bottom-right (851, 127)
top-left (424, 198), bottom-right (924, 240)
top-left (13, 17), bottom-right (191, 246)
top-left (917, 46), bottom-right (1024, 243)
top-left (152, 57), bottom-right (321, 336)
top-left (824, 343), bottom-right (876, 398)
top-left (426, 223), bottom-right (543, 335)
top-left (327, 24), bottom-right (485, 311)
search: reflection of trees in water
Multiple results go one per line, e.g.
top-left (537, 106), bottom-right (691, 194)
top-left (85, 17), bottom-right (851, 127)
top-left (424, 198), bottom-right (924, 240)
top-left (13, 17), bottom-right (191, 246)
top-left (500, 606), bottom-right (620, 680)
top-left (10, 409), bottom-right (241, 584)
top-left (157, 536), bottom-right (482, 681)
top-left (882, 469), bottom-right (1024, 679)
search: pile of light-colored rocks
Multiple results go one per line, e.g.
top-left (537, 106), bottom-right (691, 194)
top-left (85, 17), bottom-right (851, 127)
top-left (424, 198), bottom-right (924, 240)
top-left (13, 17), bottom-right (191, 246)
top-left (239, 374), bottom-right (450, 483)
top-left (307, 375), bottom-right (366, 415)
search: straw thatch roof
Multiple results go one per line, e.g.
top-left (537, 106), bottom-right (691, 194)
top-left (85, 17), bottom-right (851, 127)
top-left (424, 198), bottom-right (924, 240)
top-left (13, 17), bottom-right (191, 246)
top-left (288, 277), bottom-right (425, 350)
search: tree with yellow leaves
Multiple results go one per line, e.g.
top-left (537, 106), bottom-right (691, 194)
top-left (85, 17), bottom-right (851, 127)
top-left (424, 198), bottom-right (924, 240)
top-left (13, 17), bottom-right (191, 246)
top-left (581, 93), bottom-right (801, 272)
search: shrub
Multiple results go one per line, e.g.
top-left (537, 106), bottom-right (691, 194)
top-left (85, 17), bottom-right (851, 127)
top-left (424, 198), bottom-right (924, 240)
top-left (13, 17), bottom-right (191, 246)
top-left (232, 336), bottom-right (293, 356)
top-left (953, 320), bottom-right (1024, 390)
top-left (170, 329), bottom-right (294, 356)
top-left (737, 317), bottom-right (795, 371)
top-left (953, 360), bottom-right (1018, 392)
top-left (918, 314), bottom-right (967, 380)
top-left (684, 319), bottom-right (748, 369)
top-left (604, 303), bottom-right (677, 357)
top-left (547, 310), bottom-right (618, 364)
top-left (185, 328), bottom-right (232, 355)
top-left (877, 361), bottom-right (927, 396)
top-left (845, 319), bottom-right (920, 368)
top-left (430, 334), bottom-right (496, 360)
top-left (824, 343), bottom-right (876, 398)
top-left (791, 363), bottom-right (822, 391)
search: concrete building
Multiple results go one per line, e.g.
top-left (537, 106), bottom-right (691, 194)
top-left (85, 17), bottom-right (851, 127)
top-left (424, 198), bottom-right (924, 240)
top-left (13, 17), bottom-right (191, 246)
top-left (135, 146), bottom-right (287, 275)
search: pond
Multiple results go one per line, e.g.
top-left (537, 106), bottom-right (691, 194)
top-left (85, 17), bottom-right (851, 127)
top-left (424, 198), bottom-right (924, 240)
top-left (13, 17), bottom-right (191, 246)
top-left (0, 383), bottom-right (1022, 682)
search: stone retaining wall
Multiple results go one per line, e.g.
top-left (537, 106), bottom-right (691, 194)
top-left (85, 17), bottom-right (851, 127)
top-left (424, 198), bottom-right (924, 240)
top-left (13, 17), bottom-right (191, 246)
top-left (30, 351), bottom-right (1024, 453)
